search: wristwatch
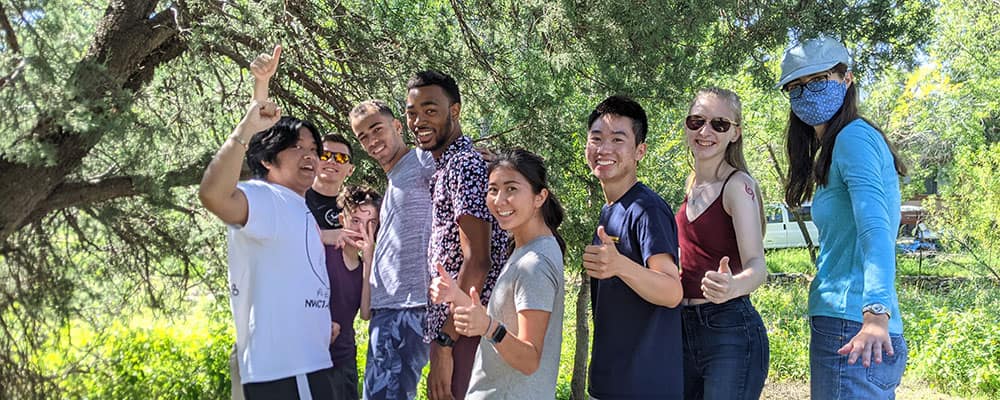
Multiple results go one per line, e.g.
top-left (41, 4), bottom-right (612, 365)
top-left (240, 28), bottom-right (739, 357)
top-left (434, 331), bottom-right (455, 347)
top-left (862, 303), bottom-right (891, 318)
top-left (487, 323), bottom-right (507, 344)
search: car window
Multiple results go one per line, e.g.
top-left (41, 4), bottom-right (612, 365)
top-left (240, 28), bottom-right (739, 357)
top-left (791, 205), bottom-right (813, 222)
top-left (765, 206), bottom-right (784, 224)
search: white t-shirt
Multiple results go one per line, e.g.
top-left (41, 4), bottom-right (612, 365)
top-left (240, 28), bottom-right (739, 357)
top-left (227, 180), bottom-right (333, 383)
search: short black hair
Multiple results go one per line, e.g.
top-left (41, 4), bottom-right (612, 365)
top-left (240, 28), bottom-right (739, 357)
top-left (406, 70), bottom-right (461, 104)
top-left (246, 116), bottom-right (322, 179)
top-left (323, 133), bottom-right (353, 158)
top-left (586, 95), bottom-right (649, 144)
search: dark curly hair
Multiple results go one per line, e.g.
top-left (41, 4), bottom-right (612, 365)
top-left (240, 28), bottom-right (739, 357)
top-left (337, 185), bottom-right (383, 215)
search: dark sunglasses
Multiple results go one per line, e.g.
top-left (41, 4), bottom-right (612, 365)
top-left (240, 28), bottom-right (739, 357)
top-left (319, 151), bottom-right (351, 164)
top-left (685, 115), bottom-right (739, 133)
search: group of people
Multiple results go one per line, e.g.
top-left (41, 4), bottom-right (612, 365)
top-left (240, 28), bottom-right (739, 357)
top-left (198, 35), bottom-right (908, 400)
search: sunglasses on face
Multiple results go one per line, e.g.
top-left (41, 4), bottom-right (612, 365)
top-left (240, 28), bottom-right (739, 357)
top-left (319, 151), bottom-right (351, 164)
top-left (685, 115), bottom-right (739, 133)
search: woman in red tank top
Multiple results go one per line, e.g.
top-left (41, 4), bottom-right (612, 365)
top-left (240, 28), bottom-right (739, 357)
top-left (676, 88), bottom-right (770, 400)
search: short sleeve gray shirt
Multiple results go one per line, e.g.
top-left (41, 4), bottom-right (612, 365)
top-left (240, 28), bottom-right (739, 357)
top-left (370, 149), bottom-right (435, 309)
top-left (466, 235), bottom-right (565, 400)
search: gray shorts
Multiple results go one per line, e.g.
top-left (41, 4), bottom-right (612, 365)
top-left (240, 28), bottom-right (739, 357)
top-left (363, 308), bottom-right (429, 400)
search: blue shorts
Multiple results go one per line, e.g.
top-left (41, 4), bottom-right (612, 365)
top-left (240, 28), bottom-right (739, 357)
top-left (363, 308), bottom-right (429, 400)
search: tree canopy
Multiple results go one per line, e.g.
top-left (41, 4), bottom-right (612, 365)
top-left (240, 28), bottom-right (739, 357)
top-left (0, 0), bottom-right (953, 396)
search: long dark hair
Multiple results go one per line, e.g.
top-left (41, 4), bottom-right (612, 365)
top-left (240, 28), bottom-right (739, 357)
top-left (488, 149), bottom-right (566, 256)
top-left (784, 64), bottom-right (907, 207)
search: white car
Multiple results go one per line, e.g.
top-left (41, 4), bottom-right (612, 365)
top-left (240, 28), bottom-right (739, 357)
top-left (764, 203), bottom-right (819, 249)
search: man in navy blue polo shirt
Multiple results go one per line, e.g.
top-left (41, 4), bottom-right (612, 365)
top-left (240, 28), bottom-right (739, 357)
top-left (582, 95), bottom-right (684, 399)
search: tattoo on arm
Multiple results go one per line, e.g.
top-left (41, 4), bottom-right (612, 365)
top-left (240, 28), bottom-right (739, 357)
top-left (744, 183), bottom-right (755, 202)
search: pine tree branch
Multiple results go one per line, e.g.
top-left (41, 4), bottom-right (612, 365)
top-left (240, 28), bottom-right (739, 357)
top-left (20, 152), bottom-right (226, 228)
top-left (0, 2), bottom-right (21, 54)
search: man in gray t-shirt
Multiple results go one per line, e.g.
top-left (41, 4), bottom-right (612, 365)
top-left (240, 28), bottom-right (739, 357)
top-left (465, 235), bottom-right (565, 400)
top-left (350, 100), bottom-right (435, 399)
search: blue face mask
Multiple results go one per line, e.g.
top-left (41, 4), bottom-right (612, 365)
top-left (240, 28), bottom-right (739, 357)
top-left (790, 80), bottom-right (847, 126)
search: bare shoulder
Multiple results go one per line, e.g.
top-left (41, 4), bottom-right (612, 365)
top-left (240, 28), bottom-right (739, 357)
top-left (722, 170), bottom-right (760, 212)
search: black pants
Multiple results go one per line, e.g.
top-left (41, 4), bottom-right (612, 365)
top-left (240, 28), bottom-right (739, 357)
top-left (243, 367), bottom-right (335, 400)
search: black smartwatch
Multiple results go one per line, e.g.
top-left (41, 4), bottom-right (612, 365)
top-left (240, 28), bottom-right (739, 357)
top-left (434, 331), bottom-right (455, 347)
top-left (487, 323), bottom-right (507, 344)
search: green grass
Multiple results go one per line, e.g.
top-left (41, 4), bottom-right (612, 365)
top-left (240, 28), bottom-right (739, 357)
top-left (766, 247), bottom-right (982, 277)
top-left (32, 255), bottom-right (1000, 399)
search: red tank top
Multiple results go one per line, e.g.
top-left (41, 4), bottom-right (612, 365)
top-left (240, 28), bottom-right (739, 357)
top-left (676, 171), bottom-right (744, 299)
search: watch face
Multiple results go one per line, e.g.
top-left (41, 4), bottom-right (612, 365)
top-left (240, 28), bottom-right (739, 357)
top-left (866, 304), bottom-right (888, 314)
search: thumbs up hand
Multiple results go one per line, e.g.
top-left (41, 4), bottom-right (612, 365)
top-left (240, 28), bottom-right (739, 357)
top-left (429, 264), bottom-right (459, 305)
top-left (583, 226), bottom-right (623, 280)
top-left (702, 256), bottom-right (738, 304)
top-left (453, 287), bottom-right (491, 337)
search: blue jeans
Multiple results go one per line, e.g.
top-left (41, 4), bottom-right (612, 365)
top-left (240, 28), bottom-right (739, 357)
top-left (681, 296), bottom-right (769, 400)
top-left (810, 316), bottom-right (908, 400)
top-left (363, 308), bottom-right (429, 400)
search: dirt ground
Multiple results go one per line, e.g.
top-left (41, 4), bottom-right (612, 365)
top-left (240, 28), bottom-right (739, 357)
top-left (762, 377), bottom-right (966, 399)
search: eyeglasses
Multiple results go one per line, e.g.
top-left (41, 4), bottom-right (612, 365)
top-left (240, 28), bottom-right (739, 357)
top-left (685, 115), bottom-right (739, 133)
top-left (783, 73), bottom-right (832, 99)
top-left (319, 151), bottom-right (351, 164)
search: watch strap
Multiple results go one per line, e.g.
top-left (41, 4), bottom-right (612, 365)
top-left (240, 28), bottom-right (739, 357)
top-left (434, 331), bottom-right (455, 347)
top-left (487, 322), bottom-right (507, 344)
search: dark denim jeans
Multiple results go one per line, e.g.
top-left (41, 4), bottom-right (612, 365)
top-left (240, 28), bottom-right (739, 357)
top-left (810, 316), bottom-right (908, 400)
top-left (682, 296), bottom-right (769, 400)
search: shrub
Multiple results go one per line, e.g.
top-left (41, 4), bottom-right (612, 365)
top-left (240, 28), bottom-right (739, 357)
top-left (36, 309), bottom-right (232, 399)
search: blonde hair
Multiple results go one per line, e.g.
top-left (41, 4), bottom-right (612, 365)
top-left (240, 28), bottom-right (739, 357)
top-left (686, 87), bottom-right (764, 233)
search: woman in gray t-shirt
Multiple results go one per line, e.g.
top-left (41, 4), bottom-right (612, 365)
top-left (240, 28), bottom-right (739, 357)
top-left (430, 149), bottom-right (566, 399)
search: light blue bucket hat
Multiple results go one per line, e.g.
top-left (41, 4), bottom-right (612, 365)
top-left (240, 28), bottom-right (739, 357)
top-left (776, 36), bottom-right (852, 89)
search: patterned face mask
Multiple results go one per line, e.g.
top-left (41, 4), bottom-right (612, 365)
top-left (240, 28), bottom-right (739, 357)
top-left (790, 80), bottom-right (848, 126)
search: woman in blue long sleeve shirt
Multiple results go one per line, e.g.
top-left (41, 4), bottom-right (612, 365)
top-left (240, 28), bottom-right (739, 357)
top-left (776, 36), bottom-right (909, 399)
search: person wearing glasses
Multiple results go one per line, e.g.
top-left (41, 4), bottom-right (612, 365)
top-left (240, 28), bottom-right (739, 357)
top-left (776, 36), bottom-right (908, 399)
top-left (676, 88), bottom-right (769, 400)
top-left (323, 185), bottom-right (383, 400)
top-left (582, 96), bottom-right (684, 399)
top-left (349, 99), bottom-right (435, 400)
top-left (306, 134), bottom-right (355, 239)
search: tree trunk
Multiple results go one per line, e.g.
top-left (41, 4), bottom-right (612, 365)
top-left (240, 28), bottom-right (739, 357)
top-left (0, 1), bottom-right (187, 243)
top-left (766, 144), bottom-right (817, 263)
top-left (570, 270), bottom-right (590, 400)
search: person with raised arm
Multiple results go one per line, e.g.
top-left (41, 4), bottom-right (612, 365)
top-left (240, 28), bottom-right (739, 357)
top-left (199, 44), bottom-right (335, 398)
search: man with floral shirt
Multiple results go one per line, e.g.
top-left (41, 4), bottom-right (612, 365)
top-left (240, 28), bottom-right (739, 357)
top-left (405, 70), bottom-right (509, 400)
